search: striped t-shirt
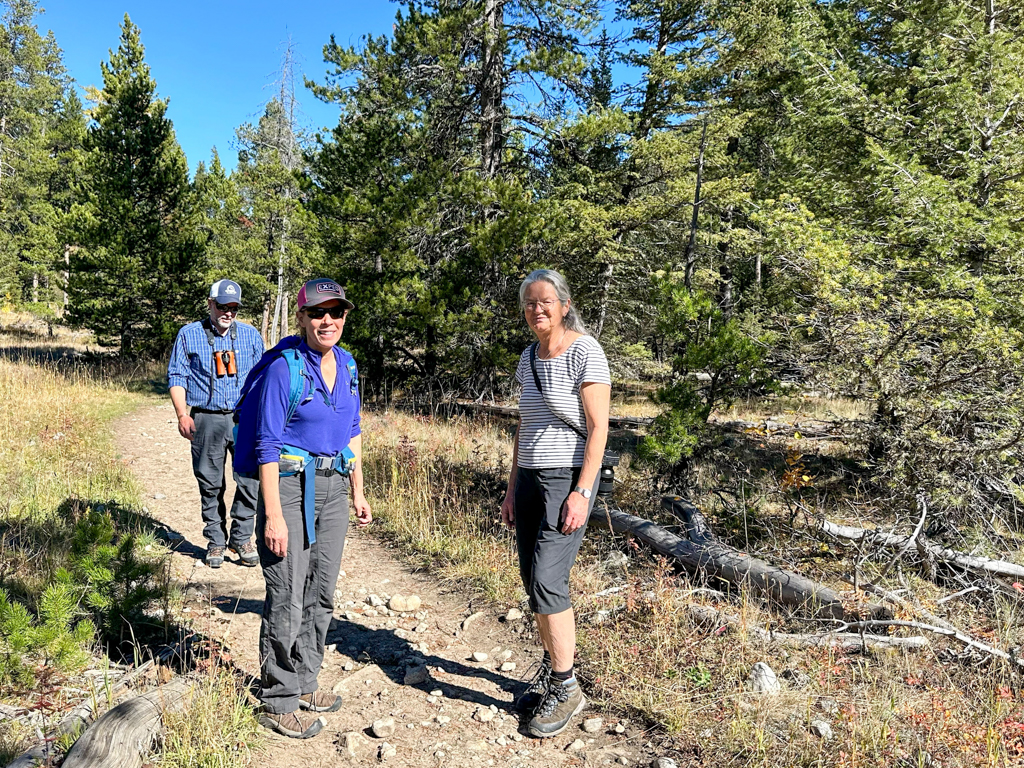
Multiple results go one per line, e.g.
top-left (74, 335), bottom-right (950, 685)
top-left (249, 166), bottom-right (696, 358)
top-left (514, 335), bottom-right (611, 469)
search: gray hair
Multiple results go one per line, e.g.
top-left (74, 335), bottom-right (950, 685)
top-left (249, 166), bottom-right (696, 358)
top-left (518, 269), bottom-right (588, 334)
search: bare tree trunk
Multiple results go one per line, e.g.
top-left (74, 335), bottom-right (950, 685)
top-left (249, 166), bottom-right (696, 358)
top-left (717, 206), bottom-right (734, 313)
top-left (683, 120), bottom-right (708, 291)
top-left (31, 272), bottom-right (38, 303)
top-left (62, 245), bottom-right (70, 312)
top-left (280, 283), bottom-right (289, 339)
top-left (480, 0), bottom-right (504, 179)
top-left (593, 260), bottom-right (614, 339)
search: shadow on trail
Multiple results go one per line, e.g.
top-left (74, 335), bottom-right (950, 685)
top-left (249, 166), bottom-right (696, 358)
top-left (325, 618), bottom-right (526, 712)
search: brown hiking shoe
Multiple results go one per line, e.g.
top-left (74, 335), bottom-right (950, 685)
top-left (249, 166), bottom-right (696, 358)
top-left (229, 541), bottom-right (259, 567)
top-left (258, 710), bottom-right (325, 739)
top-left (528, 677), bottom-right (586, 738)
top-left (205, 545), bottom-right (225, 568)
top-left (299, 690), bottom-right (343, 712)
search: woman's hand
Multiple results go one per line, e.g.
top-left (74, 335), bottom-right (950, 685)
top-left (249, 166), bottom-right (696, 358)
top-left (560, 491), bottom-right (589, 535)
top-left (500, 492), bottom-right (515, 529)
top-left (264, 512), bottom-right (288, 558)
top-left (353, 493), bottom-right (373, 528)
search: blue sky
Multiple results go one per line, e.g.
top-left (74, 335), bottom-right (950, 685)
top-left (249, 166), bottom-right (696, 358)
top-left (38, 0), bottom-right (401, 173)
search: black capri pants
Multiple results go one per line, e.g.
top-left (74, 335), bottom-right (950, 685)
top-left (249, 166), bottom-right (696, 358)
top-left (514, 467), bottom-right (599, 615)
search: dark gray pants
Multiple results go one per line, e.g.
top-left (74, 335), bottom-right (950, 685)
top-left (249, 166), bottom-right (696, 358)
top-left (256, 471), bottom-right (350, 714)
top-left (190, 410), bottom-right (259, 549)
top-left (514, 467), bottom-right (598, 615)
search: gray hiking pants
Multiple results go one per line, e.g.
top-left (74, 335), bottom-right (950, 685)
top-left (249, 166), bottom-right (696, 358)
top-left (256, 471), bottom-right (350, 714)
top-left (189, 409), bottom-right (259, 549)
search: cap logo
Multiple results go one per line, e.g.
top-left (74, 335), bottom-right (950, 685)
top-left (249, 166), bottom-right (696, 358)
top-left (224, 284), bottom-right (237, 294)
top-left (317, 282), bottom-right (341, 294)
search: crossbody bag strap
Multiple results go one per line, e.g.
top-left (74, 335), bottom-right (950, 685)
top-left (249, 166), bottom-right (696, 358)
top-left (529, 342), bottom-right (588, 439)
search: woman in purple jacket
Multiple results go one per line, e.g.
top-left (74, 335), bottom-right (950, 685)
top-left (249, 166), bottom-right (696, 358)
top-left (253, 278), bottom-right (372, 739)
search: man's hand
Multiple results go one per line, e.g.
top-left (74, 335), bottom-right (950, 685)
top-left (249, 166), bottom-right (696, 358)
top-left (352, 494), bottom-right (373, 528)
top-left (177, 414), bottom-right (196, 440)
top-left (560, 490), bottom-right (589, 535)
top-left (500, 492), bottom-right (515, 529)
top-left (264, 512), bottom-right (288, 557)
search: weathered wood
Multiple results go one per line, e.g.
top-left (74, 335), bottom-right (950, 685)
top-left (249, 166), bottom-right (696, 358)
top-left (60, 677), bottom-right (190, 768)
top-left (685, 604), bottom-right (928, 651)
top-left (818, 517), bottom-right (1024, 580)
top-left (6, 697), bottom-right (95, 768)
top-left (5, 660), bottom-right (159, 768)
top-left (590, 497), bottom-right (887, 621)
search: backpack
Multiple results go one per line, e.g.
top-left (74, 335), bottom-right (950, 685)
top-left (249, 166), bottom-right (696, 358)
top-left (232, 335), bottom-right (358, 477)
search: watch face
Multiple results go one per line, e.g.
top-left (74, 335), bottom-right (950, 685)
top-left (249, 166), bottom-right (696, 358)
top-left (576, 486), bottom-right (591, 498)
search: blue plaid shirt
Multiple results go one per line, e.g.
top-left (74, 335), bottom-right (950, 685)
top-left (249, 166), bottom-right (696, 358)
top-left (167, 320), bottom-right (265, 411)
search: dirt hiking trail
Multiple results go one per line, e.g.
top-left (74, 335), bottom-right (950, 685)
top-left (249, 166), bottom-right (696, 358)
top-left (115, 401), bottom-right (650, 768)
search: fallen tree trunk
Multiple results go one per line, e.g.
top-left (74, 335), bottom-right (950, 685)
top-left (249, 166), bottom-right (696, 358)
top-left (817, 518), bottom-right (1024, 580)
top-left (685, 604), bottom-right (928, 651)
top-left (590, 496), bottom-right (887, 621)
top-left (60, 677), bottom-right (190, 768)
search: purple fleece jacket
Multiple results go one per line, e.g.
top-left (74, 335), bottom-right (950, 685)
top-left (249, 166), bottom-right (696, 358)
top-left (253, 341), bottom-right (361, 467)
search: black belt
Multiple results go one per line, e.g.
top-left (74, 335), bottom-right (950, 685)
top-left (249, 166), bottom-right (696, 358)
top-left (191, 407), bottom-right (233, 415)
top-left (315, 468), bottom-right (337, 477)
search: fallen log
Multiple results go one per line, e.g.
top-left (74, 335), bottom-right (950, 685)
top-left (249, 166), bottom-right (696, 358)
top-left (685, 604), bottom-right (928, 651)
top-left (817, 518), bottom-right (1024, 580)
top-left (60, 677), bottom-right (190, 768)
top-left (589, 496), bottom-right (887, 621)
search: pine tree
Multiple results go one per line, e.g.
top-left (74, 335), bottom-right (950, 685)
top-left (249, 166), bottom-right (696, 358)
top-left (0, 0), bottom-right (79, 310)
top-left (308, 0), bottom-right (596, 394)
top-left (66, 14), bottom-right (203, 355)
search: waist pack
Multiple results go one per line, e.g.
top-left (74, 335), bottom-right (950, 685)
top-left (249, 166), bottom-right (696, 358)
top-left (233, 335), bottom-right (359, 545)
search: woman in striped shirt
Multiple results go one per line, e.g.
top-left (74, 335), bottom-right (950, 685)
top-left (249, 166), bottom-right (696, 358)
top-left (500, 269), bottom-right (611, 738)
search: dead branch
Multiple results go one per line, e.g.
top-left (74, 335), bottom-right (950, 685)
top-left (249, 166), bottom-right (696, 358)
top-left (817, 517), bottom-right (1024, 580)
top-left (686, 604), bottom-right (928, 651)
top-left (833, 620), bottom-right (1024, 669)
top-left (589, 497), bottom-right (888, 621)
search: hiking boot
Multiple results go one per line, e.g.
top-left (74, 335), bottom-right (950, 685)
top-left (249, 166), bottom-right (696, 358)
top-left (299, 691), bottom-right (343, 712)
top-left (258, 710), bottom-right (325, 739)
top-left (205, 545), bottom-right (225, 569)
top-left (528, 677), bottom-right (586, 738)
top-left (515, 656), bottom-right (552, 714)
top-left (229, 541), bottom-right (259, 567)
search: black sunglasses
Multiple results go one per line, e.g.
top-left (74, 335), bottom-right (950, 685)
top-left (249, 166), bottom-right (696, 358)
top-left (215, 302), bottom-right (240, 312)
top-left (304, 305), bottom-right (346, 320)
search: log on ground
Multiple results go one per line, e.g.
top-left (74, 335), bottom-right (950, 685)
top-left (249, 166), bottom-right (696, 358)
top-left (590, 496), bottom-right (887, 621)
top-left (60, 677), bottom-right (190, 768)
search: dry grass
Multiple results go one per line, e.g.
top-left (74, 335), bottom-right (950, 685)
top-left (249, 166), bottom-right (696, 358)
top-left (159, 668), bottom-right (261, 768)
top-left (362, 408), bottom-right (1024, 767)
top-left (0, 323), bottom-right (263, 767)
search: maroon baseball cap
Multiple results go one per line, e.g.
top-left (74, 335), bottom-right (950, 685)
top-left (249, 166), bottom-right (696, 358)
top-left (297, 278), bottom-right (355, 311)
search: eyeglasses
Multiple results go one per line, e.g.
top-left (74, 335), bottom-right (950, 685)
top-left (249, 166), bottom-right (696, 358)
top-left (304, 305), bottom-right (347, 320)
top-left (524, 299), bottom-right (559, 312)
top-left (215, 302), bottom-right (240, 313)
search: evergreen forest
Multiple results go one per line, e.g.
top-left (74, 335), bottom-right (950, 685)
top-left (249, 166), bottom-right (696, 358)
top-left (3, 0), bottom-right (1024, 576)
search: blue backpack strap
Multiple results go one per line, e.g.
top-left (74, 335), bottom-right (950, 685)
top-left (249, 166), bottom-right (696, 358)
top-left (346, 356), bottom-right (358, 397)
top-left (281, 349), bottom-right (314, 426)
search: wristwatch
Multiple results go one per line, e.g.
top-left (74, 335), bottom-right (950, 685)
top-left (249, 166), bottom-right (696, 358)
top-left (573, 485), bottom-right (592, 499)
